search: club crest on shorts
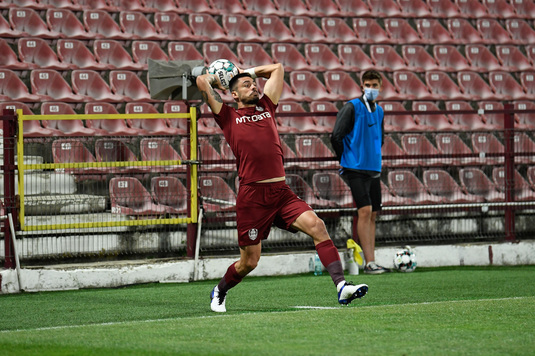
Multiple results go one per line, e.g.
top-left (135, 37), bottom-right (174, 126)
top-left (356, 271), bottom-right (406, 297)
top-left (248, 228), bottom-right (258, 240)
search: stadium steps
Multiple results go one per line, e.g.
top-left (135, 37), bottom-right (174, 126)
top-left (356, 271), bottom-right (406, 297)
top-left (24, 194), bottom-right (106, 215)
top-left (0, 171), bottom-right (76, 195)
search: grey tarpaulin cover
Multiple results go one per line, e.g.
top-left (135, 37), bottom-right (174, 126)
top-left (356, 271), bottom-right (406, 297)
top-left (147, 59), bottom-right (205, 101)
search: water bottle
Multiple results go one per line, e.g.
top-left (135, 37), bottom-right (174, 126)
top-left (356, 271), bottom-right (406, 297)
top-left (314, 252), bottom-right (323, 276)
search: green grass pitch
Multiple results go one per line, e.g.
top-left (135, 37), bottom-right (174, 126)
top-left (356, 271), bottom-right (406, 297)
top-left (0, 266), bottom-right (534, 355)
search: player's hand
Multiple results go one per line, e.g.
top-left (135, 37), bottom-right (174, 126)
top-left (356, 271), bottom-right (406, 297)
top-left (209, 74), bottom-right (227, 93)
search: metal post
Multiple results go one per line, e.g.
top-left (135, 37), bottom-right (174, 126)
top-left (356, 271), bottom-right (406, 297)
top-left (2, 109), bottom-right (16, 268)
top-left (186, 102), bottom-right (198, 258)
top-left (503, 103), bottom-right (515, 241)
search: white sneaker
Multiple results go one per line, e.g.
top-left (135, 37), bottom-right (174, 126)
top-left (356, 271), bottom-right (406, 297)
top-left (210, 286), bottom-right (227, 313)
top-left (337, 281), bottom-right (368, 305)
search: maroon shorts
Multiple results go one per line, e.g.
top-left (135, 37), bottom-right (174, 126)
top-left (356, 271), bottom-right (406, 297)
top-left (236, 180), bottom-right (312, 247)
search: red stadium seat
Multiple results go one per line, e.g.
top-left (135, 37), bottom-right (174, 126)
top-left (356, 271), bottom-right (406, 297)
top-left (41, 102), bottom-right (100, 136)
top-left (459, 168), bottom-right (504, 202)
top-left (109, 177), bottom-right (166, 216)
top-left (150, 176), bottom-right (188, 215)
top-left (189, 13), bottom-right (234, 42)
top-left (125, 102), bottom-right (181, 136)
top-left (285, 174), bottom-right (336, 209)
top-left (272, 43), bottom-right (319, 72)
top-left (0, 12), bottom-right (22, 38)
top-left (305, 44), bottom-right (344, 71)
top-left (425, 71), bottom-right (467, 101)
top-left (309, 101), bottom-right (338, 133)
top-left (202, 42), bottom-right (240, 68)
top-left (46, 8), bottom-right (95, 40)
top-left (242, 0), bottom-right (286, 16)
top-left (154, 12), bottom-right (196, 42)
top-left (167, 42), bottom-right (203, 62)
top-left (471, 132), bottom-right (504, 165)
top-left (256, 15), bottom-right (295, 43)
top-left (381, 180), bottom-right (415, 206)
top-left (289, 16), bottom-right (327, 43)
top-left (476, 18), bottom-right (512, 45)
top-left (57, 39), bottom-right (110, 70)
top-left (489, 71), bottom-right (529, 101)
top-left (528, 167), bottom-right (535, 191)
top-left (277, 102), bottom-right (323, 134)
top-left (510, 0), bottom-right (535, 18)
top-left (0, 69), bottom-right (42, 102)
top-left (256, 77), bottom-right (312, 102)
top-left (279, 138), bottom-right (307, 171)
top-left (492, 167), bottom-right (535, 202)
top-left (514, 101), bottom-right (535, 130)
top-left (198, 175), bottom-right (237, 213)
top-left (78, 0), bottom-right (118, 11)
top-left (382, 135), bottom-right (408, 167)
top-left (93, 40), bottom-right (144, 71)
top-left (306, 0), bottom-right (346, 17)
top-left (237, 43), bottom-right (273, 67)
top-left (412, 101), bottom-right (468, 131)
top-left (96, 139), bottom-right (151, 174)
top-left (219, 140), bottom-right (235, 161)
top-left (198, 116), bottom-right (223, 136)
top-left (83, 10), bottom-right (130, 40)
top-left (433, 45), bottom-right (471, 72)
top-left (312, 172), bottom-right (353, 208)
top-left (119, 11), bottom-right (167, 41)
top-left (375, 73), bottom-right (404, 100)
top-left (294, 135), bottom-right (338, 170)
top-left (513, 132), bottom-right (535, 164)
top-left (446, 18), bottom-right (484, 44)
top-left (368, 0), bottom-right (403, 17)
top-left (505, 19), bottom-right (535, 45)
top-left (384, 18), bottom-right (423, 44)
top-left (337, 44), bottom-right (374, 72)
top-left (179, 0), bottom-right (217, 14)
top-left (18, 37), bottom-right (72, 70)
top-left (183, 137), bottom-right (229, 173)
top-left (132, 41), bottom-right (169, 70)
top-left (323, 71), bottom-right (361, 101)
top-left (352, 18), bottom-right (390, 44)
top-left (276, 0), bottom-right (321, 17)
top-left (426, 0), bottom-right (461, 17)
top-left (163, 101), bottom-right (190, 135)
top-left (52, 139), bottom-right (106, 181)
top-left (387, 170), bottom-right (445, 204)
top-left (382, 101), bottom-right (426, 132)
top-left (210, 0), bottom-right (256, 15)
top-left (496, 45), bottom-right (533, 72)
top-left (519, 72), bottom-right (535, 99)
top-left (402, 45), bottom-right (439, 72)
top-left (321, 17), bottom-right (358, 44)
top-left (30, 69), bottom-right (88, 102)
top-left (335, 0), bottom-right (373, 16)
top-left (371, 45), bottom-right (407, 72)
top-left (415, 18), bottom-right (454, 45)
top-left (393, 71), bottom-right (435, 100)
top-left (478, 101), bottom-right (506, 129)
top-left (398, 0), bottom-right (432, 17)
top-left (9, 7), bottom-right (61, 39)
top-left (84, 102), bottom-right (140, 135)
top-left (445, 101), bottom-right (493, 131)
top-left (0, 38), bottom-right (33, 70)
top-left (290, 71), bottom-right (343, 101)
top-left (109, 71), bottom-right (152, 102)
top-left (454, 0), bottom-right (489, 18)
top-left (222, 14), bottom-right (264, 42)
top-left (435, 133), bottom-right (479, 166)
top-left (400, 133), bottom-right (447, 166)
top-left (140, 138), bottom-right (184, 173)
top-left (458, 71), bottom-right (501, 101)
top-left (482, 0), bottom-right (516, 19)
top-left (465, 44), bottom-right (502, 72)
top-left (2, 0), bottom-right (46, 10)
top-left (143, 0), bottom-right (182, 12)
top-left (0, 101), bottom-right (63, 137)
top-left (423, 169), bottom-right (484, 203)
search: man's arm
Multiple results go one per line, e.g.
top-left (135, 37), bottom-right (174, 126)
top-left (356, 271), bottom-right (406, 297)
top-left (252, 63), bottom-right (284, 105)
top-left (330, 102), bottom-right (355, 162)
top-left (196, 74), bottom-right (226, 115)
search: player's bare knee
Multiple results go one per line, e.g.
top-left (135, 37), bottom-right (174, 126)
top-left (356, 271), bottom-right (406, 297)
top-left (309, 216), bottom-right (329, 240)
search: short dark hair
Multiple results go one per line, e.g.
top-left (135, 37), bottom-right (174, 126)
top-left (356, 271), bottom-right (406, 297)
top-left (229, 72), bottom-right (253, 92)
top-left (361, 70), bottom-right (382, 85)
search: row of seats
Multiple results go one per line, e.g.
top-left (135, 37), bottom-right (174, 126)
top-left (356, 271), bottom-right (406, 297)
top-left (1, 7), bottom-right (534, 44)
top-left (2, 67), bottom-right (535, 105)
top-left (3, 37), bottom-right (535, 74)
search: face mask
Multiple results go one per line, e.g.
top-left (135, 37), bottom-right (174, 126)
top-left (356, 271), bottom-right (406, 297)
top-left (364, 88), bottom-right (379, 101)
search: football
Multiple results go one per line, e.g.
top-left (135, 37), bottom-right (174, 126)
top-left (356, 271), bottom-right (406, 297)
top-left (393, 246), bottom-right (417, 272)
top-left (207, 59), bottom-right (239, 89)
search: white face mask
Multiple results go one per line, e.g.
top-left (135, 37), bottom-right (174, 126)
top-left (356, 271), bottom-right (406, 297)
top-left (364, 88), bottom-right (380, 101)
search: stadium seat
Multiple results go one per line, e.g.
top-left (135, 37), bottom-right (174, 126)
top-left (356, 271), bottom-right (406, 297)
top-left (119, 11), bottom-right (167, 41)
top-left (237, 43), bottom-right (273, 67)
top-left (425, 71), bottom-right (466, 101)
top-left (457, 71), bottom-right (501, 101)
top-left (381, 180), bottom-right (415, 206)
top-left (272, 43), bottom-right (319, 72)
top-left (277, 102), bottom-right (323, 134)
top-left (84, 102), bottom-right (140, 135)
top-left (9, 7), bottom-right (61, 39)
top-left (51, 139), bottom-right (106, 181)
top-left (528, 166), bottom-right (535, 191)
top-left (387, 170), bottom-right (445, 204)
top-left (335, 0), bottom-right (373, 16)
top-left (433, 45), bottom-right (471, 72)
top-left (290, 71), bottom-right (343, 101)
top-left (154, 12), bottom-right (196, 42)
top-left (446, 18), bottom-right (484, 44)
top-left (510, 0), bottom-right (535, 18)
top-left (478, 101), bottom-right (506, 129)
top-left (167, 42), bottom-right (204, 62)
top-left (1, 101), bottom-right (65, 138)
top-left (400, 133), bottom-right (447, 166)
top-left (0, 12), bottom-right (21, 38)
top-left (83, 10), bottom-right (130, 40)
top-left (109, 177), bottom-right (166, 216)
top-left (337, 44), bottom-right (374, 72)
top-left (93, 40), bottom-right (144, 71)
top-left (1, 0), bottom-right (46, 10)
top-left (222, 14), bottom-right (264, 42)
top-left (496, 46), bottom-right (533, 72)
top-left (198, 175), bottom-right (237, 213)
top-left (423, 169), bottom-right (484, 203)
top-left (256, 77), bottom-right (311, 102)
top-left (309, 101), bottom-right (338, 133)
top-left (306, 0), bottom-right (346, 17)
top-left (459, 168), bottom-right (504, 202)
top-left (513, 132), bottom-right (535, 164)
top-left (0, 69), bottom-right (42, 102)
top-left (426, 0), bottom-right (461, 17)
top-left (57, 39), bottom-right (110, 70)
top-left (444, 101), bottom-right (493, 131)
top-left (189, 13), bottom-right (234, 42)
top-left (382, 101), bottom-right (425, 132)
top-left (198, 116), bottom-right (223, 136)
top-left (18, 38), bottom-right (72, 70)
top-left (368, 0), bottom-right (403, 17)
top-left (454, 0), bottom-right (489, 18)
top-left (294, 135), bottom-right (338, 170)
top-left (289, 16), bottom-right (327, 43)
top-left (41, 102), bottom-right (100, 136)
top-left (278, 138), bottom-right (307, 171)
top-left (435, 133), bottom-right (479, 166)
top-left (519, 72), bottom-right (535, 99)
top-left (402, 45), bottom-right (439, 72)
top-left (0, 38), bottom-right (33, 70)
top-left (415, 18), bottom-right (454, 45)
top-left (412, 101), bottom-right (468, 131)
top-left (150, 176), bottom-right (188, 215)
top-left (276, 0), bottom-right (321, 17)
top-left (489, 71), bottom-right (529, 101)
top-left (219, 140), bottom-right (235, 161)
top-left (30, 69), bottom-right (88, 102)
top-left (109, 71), bottom-right (152, 102)
top-left (384, 18), bottom-right (423, 44)
top-left (96, 139), bottom-right (151, 174)
top-left (183, 137), bottom-right (229, 173)
top-left (202, 42), bottom-right (240, 68)
top-left (71, 70), bottom-right (126, 102)
top-left (143, 0), bottom-right (182, 12)
top-left (492, 167), bottom-right (535, 202)
top-left (312, 172), bottom-right (353, 208)
top-left (125, 102), bottom-right (181, 136)
top-left (109, 0), bottom-right (149, 13)
top-left (465, 44), bottom-right (503, 72)
top-left (131, 41), bottom-right (168, 70)
top-left (398, 0), bottom-right (432, 17)
top-left (46, 8), bottom-right (95, 40)
top-left (140, 138), bottom-right (184, 173)
top-left (285, 174), bottom-right (336, 209)
top-left (163, 101), bottom-right (190, 135)
top-left (179, 0), bottom-right (218, 14)
top-left (482, 0), bottom-right (516, 18)
top-left (256, 15), bottom-right (295, 43)
top-left (323, 71), bottom-right (361, 101)
top-left (352, 18), bottom-right (390, 44)
top-left (375, 75), bottom-right (404, 100)
top-left (505, 19), bottom-right (535, 45)
top-left (392, 71), bottom-right (435, 100)
top-left (513, 101), bottom-right (535, 130)
top-left (382, 135), bottom-right (407, 167)
top-left (471, 132), bottom-right (504, 165)
top-left (78, 0), bottom-right (118, 11)
top-left (242, 0), bottom-right (286, 16)
top-left (210, 0), bottom-right (254, 16)
top-left (476, 19), bottom-right (512, 45)
top-left (305, 44), bottom-right (344, 71)
top-left (370, 45), bottom-right (407, 72)
top-left (321, 17), bottom-right (358, 44)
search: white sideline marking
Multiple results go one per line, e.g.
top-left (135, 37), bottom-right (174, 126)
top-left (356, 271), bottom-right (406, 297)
top-left (0, 296), bottom-right (531, 334)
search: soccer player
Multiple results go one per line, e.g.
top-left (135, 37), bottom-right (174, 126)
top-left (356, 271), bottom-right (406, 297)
top-left (330, 70), bottom-right (389, 274)
top-left (196, 63), bottom-right (368, 312)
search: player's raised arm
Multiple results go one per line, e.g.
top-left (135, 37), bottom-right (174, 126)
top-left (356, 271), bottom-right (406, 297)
top-left (196, 73), bottom-right (226, 115)
top-left (250, 63), bottom-right (284, 105)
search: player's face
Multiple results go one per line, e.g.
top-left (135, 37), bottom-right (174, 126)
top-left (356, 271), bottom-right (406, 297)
top-left (233, 77), bottom-right (259, 105)
top-left (361, 79), bottom-right (382, 91)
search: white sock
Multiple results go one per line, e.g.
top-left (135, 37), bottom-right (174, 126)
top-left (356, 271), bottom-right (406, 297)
top-left (337, 280), bottom-right (347, 292)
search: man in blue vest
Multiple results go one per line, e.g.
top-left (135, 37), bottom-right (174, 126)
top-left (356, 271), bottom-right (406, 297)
top-left (331, 70), bottom-right (389, 274)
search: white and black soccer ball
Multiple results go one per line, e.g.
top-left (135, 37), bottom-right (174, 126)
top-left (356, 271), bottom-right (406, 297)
top-left (393, 246), bottom-right (417, 272)
top-left (207, 59), bottom-right (239, 89)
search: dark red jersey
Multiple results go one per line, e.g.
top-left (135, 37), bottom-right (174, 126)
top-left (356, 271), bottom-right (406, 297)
top-left (213, 95), bottom-right (285, 185)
